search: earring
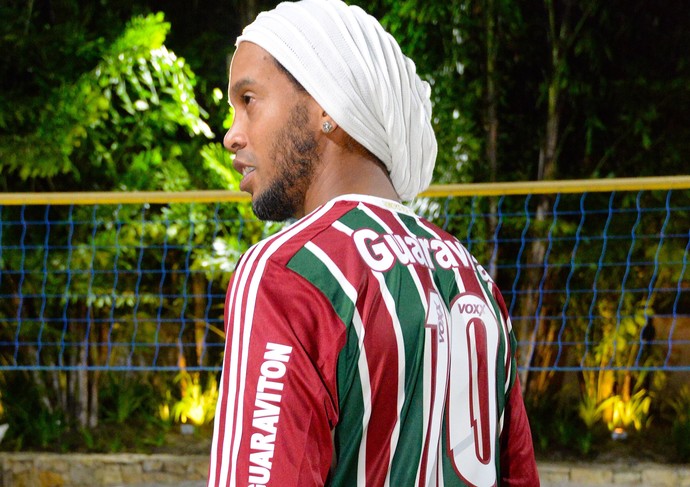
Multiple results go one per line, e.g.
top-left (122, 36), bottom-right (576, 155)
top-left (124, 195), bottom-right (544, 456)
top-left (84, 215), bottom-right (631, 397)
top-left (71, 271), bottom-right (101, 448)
top-left (322, 121), bottom-right (334, 133)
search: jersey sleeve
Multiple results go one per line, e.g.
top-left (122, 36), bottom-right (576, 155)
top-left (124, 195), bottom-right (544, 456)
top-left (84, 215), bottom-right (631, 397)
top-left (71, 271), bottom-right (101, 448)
top-left (492, 285), bottom-right (540, 486)
top-left (499, 376), bottom-right (540, 486)
top-left (209, 258), bottom-right (347, 487)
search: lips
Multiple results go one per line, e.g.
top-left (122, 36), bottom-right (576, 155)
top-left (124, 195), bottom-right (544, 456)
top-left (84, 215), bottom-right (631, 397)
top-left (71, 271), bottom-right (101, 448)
top-left (233, 159), bottom-right (256, 193)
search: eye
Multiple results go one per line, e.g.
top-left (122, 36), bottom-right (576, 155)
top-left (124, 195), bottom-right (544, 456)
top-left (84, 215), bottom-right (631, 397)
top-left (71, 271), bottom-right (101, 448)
top-left (242, 94), bottom-right (253, 106)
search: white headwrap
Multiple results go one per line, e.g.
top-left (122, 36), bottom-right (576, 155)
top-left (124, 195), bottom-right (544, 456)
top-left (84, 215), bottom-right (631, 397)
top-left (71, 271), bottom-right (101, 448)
top-left (236, 0), bottom-right (437, 201)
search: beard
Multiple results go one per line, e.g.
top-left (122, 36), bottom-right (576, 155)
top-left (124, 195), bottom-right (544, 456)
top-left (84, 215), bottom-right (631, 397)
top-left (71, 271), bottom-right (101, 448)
top-left (252, 103), bottom-right (320, 221)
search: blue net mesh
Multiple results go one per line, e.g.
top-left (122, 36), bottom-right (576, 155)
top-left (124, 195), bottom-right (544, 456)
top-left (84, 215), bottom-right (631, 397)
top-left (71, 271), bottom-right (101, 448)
top-left (1, 187), bottom-right (689, 372)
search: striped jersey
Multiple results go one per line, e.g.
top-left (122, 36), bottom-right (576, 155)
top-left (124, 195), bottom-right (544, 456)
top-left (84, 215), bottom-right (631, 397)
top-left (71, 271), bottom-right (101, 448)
top-left (208, 194), bottom-right (539, 487)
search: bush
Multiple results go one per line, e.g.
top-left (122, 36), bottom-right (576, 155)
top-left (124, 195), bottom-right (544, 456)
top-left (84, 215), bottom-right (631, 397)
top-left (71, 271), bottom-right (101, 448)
top-left (665, 385), bottom-right (690, 462)
top-left (0, 372), bottom-right (68, 451)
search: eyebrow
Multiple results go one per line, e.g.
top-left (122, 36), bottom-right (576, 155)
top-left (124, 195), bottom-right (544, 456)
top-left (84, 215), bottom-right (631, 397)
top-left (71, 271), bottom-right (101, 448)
top-left (229, 77), bottom-right (256, 99)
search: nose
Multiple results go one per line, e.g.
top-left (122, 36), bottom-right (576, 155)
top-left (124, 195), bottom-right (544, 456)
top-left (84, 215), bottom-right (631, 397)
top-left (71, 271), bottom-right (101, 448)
top-left (223, 123), bottom-right (247, 154)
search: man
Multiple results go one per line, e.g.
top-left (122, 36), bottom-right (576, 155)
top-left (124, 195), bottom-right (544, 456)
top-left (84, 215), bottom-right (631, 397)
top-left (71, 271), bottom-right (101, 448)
top-left (208, 1), bottom-right (539, 486)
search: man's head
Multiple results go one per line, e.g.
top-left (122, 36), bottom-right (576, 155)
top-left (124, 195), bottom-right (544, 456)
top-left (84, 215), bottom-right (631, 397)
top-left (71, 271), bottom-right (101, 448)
top-left (225, 0), bottom-right (437, 220)
top-left (225, 42), bottom-right (324, 221)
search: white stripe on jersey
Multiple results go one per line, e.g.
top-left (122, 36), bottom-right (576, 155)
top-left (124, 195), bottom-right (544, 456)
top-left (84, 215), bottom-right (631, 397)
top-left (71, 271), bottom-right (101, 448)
top-left (330, 223), bottom-right (376, 487)
top-left (437, 438), bottom-right (445, 487)
top-left (214, 242), bottom-right (262, 487)
top-left (304, 240), bottom-right (357, 303)
top-left (354, 308), bottom-right (372, 487)
top-left (422, 333), bottom-right (432, 487)
top-left (217, 237), bottom-right (275, 486)
top-left (209, 201), bottom-right (340, 487)
top-left (332, 219), bottom-right (353, 236)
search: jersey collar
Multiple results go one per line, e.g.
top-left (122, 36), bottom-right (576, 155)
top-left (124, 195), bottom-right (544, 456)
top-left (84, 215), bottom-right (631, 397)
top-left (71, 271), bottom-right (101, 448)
top-left (328, 193), bottom-right (416, 217)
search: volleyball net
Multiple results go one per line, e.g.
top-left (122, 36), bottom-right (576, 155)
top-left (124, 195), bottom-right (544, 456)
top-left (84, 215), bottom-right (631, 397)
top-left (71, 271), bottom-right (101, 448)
top-left (1, 177), bottom-right (689, 372)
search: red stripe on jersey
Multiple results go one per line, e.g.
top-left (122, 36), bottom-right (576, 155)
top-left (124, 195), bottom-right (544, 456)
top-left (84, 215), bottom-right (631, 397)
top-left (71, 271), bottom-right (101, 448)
top-left (458, 267), bottom-right (484, 297)
top-left (360, 280), bottom-right (400, 486)
top-left (492, 284), bottom-right (514, 379)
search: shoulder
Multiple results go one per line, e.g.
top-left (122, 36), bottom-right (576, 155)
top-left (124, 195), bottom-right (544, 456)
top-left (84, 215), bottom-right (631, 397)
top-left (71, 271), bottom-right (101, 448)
top-left (234, 199), bottom-right (363, 283)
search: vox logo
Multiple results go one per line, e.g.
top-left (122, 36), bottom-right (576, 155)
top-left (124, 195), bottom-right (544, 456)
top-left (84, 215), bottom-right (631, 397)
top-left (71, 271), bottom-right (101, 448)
top-left (457, 303), bottom-right (486, 315)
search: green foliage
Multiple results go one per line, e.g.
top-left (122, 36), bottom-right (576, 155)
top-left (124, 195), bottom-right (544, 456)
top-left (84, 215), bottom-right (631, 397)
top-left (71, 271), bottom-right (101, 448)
top-left (601, 390), bottom-right (653, 432)
top-left (575, 297), bottom-right (662, 435)
top-left (578, 394), bottom-right (606, 429)
top-left (671, 420), bottom-right (690, 463)
top-left (664, 386), bottom-right (690, 461)
top-left (100, 373), bottom-right (157, 424)
top-left (0, 11), bottom-right (215, 192)
top-left (94, 372), bottom-right (170, 451)
top-left (3, 0), bottom-right (690, 187)
top-left (200, 141), bottom-right (240, 190)
top-left (170, 372), bottom-right (218, 426)
top-left (0, 372), bottom-right (68, 451)
top-left (527, 387), bottom-right (608, 458)
top-left (0, 370), bottom-right (174, 452)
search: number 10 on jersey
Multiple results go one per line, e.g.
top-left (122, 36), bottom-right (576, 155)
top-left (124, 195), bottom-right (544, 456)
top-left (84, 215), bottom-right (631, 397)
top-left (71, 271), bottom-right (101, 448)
top-left (426, 291), bottom-right (500, 487)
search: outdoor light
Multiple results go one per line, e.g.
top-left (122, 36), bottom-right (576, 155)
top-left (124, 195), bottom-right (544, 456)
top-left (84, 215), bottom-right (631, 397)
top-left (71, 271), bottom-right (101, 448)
top-left (611, 426), bottom-right (628, 441)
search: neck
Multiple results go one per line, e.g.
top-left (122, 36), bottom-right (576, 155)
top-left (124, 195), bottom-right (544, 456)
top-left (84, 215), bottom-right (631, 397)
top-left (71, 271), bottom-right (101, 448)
top-left (300, 145), bottom-right (399, 217)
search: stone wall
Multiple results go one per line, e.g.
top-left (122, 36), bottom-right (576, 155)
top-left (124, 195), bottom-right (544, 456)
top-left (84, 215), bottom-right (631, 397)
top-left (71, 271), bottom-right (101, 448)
top-left (539, 462), bottom-right (690, 487)
top-left (1, 453), bottom-right (690, 487)
top-left (0, 453), bottom-right (207, 487)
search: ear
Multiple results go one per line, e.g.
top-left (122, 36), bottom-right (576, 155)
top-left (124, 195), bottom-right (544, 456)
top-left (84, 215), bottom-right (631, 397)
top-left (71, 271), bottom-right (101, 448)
top-left (320, 111), bottom-right (337, 134)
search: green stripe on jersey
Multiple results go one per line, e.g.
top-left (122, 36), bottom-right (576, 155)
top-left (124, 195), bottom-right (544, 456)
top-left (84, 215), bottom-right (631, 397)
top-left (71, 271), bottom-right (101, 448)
top-left (286, 237), bottom-right (366, 487)
top-left (331, 336), bottom-right (365, 487)
top-left (287, 246), bottom-right (355, 327)
top-left (380, 263), bottom-right (426, 482)
top-left (338, 206), bottom-right (388, 233)
top-left (382, 215), bottom-right (439, 481)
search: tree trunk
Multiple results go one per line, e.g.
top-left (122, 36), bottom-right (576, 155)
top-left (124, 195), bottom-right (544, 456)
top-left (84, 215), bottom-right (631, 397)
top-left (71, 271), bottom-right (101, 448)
top-left (76, 314), bottom-right (89, 429)
top-left (88, 321), bottom-right (106, 428)
top-left (239, 0), bottom-right (259, 28)
top-left (518, 0), bottom-right (563, 394)
top-left (484, 0), bottom-right (500, 280)
top-left (193, 275), bottom-right (207, 367)
top-left (517, 222), bottom-right (549, 393)
top-left (23, 0), bottom-right (34, 36)
top-left (519, 0), bottom-right (596, 395)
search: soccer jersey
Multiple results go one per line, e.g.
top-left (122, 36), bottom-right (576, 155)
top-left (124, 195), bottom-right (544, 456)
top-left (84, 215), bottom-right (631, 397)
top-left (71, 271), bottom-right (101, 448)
top-left (208, 194), bottom-right (539, 487)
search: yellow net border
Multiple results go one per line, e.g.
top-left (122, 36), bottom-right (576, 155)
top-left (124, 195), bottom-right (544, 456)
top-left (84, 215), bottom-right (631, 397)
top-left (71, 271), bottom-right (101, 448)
top-left (2, 175), bottom-right (690, 205)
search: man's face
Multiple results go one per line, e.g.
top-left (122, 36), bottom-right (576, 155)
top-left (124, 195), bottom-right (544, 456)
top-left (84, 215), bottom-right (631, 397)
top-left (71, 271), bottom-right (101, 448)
top-left (224, 42), bottom-right (321, 221)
